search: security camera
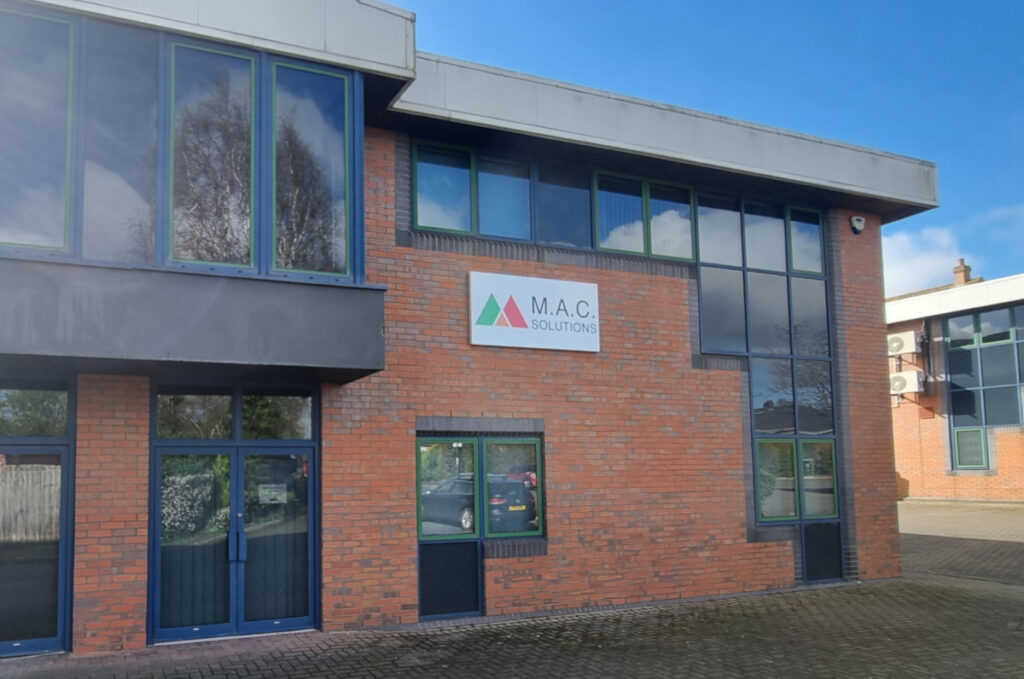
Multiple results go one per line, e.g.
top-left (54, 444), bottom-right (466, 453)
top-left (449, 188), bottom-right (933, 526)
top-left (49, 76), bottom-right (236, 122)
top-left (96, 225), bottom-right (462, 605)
top-left (850, 216), bottom-right (866, 234)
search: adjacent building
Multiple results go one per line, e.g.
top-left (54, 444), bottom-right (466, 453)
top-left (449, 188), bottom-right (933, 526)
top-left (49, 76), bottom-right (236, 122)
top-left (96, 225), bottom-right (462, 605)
top-left (887, 260), bottom-right (1024, 501)
top-left (0, 0), bottom-right (938, 656)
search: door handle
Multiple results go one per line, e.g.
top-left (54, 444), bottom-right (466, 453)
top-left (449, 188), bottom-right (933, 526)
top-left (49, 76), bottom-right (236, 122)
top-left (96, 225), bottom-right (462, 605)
top-left (229, 527), bottom-right (237, 561)
top-left (238, 529), bottom-right (248, 562)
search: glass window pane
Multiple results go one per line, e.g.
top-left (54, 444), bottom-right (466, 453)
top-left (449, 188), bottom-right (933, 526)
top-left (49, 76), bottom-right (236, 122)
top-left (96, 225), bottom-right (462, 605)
top-left (649, 183), bottom-right (692, 259)
top-left (979, 309), bottom-right (1011, 344)
top-left (416, 148), bottom-right (471, 232)
top-left (1015, 305), bottom-right (1024, 333)
top-left (0, 454), bottom-right (62, 641)
top-left (949, 349), bottom-right (979, 389)
top-left (981, 344), bottom-right (1016, 386)
top-left (418, 441), bottom-right (477, 537)
top-left (951, 389), bottom-right (981, 428)
top-left (157, 393), bottom-right (233, 439)
top-left (0, 11), bottom-right (71, 249)
top-left (947, 314), bottom-right (975, 349)
top-left (983, 387), bottom-right (1020, 426)
top-left (0, 388), bottom-right (68, 437)
top-left (1019, 343), bottom-right (1024, 383)
top-left (744, 202), bottom-right (786, 271)
top-left (748, 272), bottom-right (790, 354)
top-left (696, 194), bottom-right (741, 265)
top-left (790, 209), bottom-right (823, 274)
top-left (484, 441), bottom-right (540, 535)
top-left (82, 21), bottom-right (158, 264)
top-left (478, 159), bottom-right (530, 239)
top-left (160, 454), bottom-right (230, 628)
top-left (242, 394), bottom-right (312, 439)
top-left (597, 175), bottom-right (643, 253)
top-left (954, 429), bottom-right (986, 468)
top-left (700, 266), bottom-right (746, 353)
top-left (796, 360), bottom-right (834, 435)
top-left (791, 277), bottom-right (829, 356)
top-left (751, 358), bottom-right (794, 434)
top-left (800, 441), bottom-right (836, 518)
top-left (535, 163), bottom-right (592, 248)
top-left (172, 45), bottom-right (254, 265)
top-left (274, 64), bottom-right (348, 274)
top-left (757, 440), bottom-right (797, 520)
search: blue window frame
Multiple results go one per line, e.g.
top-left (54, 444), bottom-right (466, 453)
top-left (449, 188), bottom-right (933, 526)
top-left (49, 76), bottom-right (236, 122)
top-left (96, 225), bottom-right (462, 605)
top-left (0, 378), bottom-right (75, 657)
top-left (0, 3), bottom-right (363, 286)
top-left (946, 306), bottom-right (1024, 469)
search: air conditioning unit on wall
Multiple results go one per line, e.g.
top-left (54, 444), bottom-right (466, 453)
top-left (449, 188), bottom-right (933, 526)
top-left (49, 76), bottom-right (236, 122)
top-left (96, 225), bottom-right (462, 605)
top-left (890, 370), bottom-right (925, 395)
top-left (887, 330), bottom-right (920, 356)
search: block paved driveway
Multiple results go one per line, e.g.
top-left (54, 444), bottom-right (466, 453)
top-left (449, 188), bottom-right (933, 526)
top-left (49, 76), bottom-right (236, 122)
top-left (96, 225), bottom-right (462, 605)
top-left (4, 501), bottom-right (1023, 679)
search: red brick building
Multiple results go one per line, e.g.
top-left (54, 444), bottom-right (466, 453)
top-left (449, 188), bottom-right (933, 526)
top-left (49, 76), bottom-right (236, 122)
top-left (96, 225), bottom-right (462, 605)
top-left (887, 261), bottom-right (1024, 501)
top-left (0, 0), bottom-right (937, 656)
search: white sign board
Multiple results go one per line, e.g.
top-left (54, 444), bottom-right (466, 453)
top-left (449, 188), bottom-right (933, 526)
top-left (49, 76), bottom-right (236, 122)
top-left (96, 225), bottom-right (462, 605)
top-left (469, 271), bottom-right (600, 352)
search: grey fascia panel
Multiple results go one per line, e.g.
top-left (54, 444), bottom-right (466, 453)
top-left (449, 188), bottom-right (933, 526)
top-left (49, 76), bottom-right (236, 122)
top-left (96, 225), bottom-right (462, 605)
top-left (35, 0), bottom-right (417, 80)
top-left (0, 260), bottom-right (385, 374)
top-left (394, 54), bottom-right (938, 211)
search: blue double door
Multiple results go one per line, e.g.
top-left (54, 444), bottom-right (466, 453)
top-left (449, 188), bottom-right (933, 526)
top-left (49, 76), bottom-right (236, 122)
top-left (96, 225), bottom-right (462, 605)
top-left (152, 446), bottom-right (314, 641)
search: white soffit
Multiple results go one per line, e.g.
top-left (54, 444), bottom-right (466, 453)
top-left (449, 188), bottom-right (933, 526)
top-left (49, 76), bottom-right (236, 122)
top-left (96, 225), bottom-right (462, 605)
top-left (393, 54), bottom-right (938, 211)
top-left (886, 273), bottom-right (1024, 324)
top-left (36, 0), bottom-right (416, 80)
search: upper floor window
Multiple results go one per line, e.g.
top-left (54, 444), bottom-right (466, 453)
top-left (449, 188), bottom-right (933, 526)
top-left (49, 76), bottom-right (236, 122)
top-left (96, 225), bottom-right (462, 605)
top-left (0, 4), bottom-right (360, 284)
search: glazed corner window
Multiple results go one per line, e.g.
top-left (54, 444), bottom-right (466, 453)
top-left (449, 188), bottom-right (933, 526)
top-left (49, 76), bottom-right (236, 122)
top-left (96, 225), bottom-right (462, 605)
top-left (756, 439), bottom-right (837, 521)
top-left (595, 175), bottom-right (693, 260)
top-left (0, 10), bottom-right (359, 284)
top-left (417, 437), bottom-right (543, 540)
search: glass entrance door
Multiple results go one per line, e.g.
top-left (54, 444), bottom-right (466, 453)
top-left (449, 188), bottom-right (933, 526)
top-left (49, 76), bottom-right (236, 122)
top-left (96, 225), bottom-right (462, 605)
top-left (155, 448), bottom-right (312, 640)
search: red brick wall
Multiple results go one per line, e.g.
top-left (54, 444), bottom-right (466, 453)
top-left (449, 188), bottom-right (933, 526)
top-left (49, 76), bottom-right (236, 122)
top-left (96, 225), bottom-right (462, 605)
top-left (890, 319), bottom-right (1024, 501)
top-left (73, 374), bottom-right (150, 653)
top-left (320, 128), bottom-right (798, 628)
top-left (831, 210), bottom-right (900, 580)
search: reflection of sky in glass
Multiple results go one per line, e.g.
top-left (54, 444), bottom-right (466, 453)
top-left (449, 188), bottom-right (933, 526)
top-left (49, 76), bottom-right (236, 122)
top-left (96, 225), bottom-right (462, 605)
top-left (650, 185), bottom-right (691, 259)
top-left (791, 278), bottom-right (829, 356)
top-left (751, 358), bottom-right (794, 434)
top-left (535, 164), bottom-right (591, 248)
top-left (696, 195), bottom-right (740, 266)
top-left (479, 160), bottom-right (529, 239)
top-left (744, 203), bottom-right (785, 271)
top-left (172, 45), bottom-right (253, 264)
top-left (796, 360), bottom-right (833, 435)
top-left (790, 209), bottom-right (823, 273)
top-left (948, 314), bottom-right (974, 347)
top-left (598, 176), bottom-right (643, 253)
top-left (0, 11), bottom-right (70, 248)
top-left (275, 65), bottom-right (348, 273)
top-left (417, 149), bottom-right (470, 231)
top-left (979, 309), bottom-right (1011, 343)
top-left (83, 20), bottom-right (158, 263)
top-left (748, 272), bottom-right (790, 354)
top-left (700, 266), bottom-right (745, 353)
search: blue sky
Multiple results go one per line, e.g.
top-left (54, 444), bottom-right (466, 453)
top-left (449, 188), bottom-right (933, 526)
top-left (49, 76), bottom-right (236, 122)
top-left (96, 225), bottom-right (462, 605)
top-left (397, 0), bottom-right (1024, 296)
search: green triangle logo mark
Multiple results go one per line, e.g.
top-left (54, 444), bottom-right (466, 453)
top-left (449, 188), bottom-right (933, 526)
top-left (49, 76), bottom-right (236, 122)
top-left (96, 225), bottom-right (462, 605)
top-left (475, 294), bottom-right (502, 326)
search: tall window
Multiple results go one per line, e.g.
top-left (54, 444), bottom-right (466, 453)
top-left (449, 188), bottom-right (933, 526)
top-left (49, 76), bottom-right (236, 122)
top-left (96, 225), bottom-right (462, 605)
top-left (0, 6), bottom-right (360, 284)
top-left (946, 305), bottom-right (1024, 469)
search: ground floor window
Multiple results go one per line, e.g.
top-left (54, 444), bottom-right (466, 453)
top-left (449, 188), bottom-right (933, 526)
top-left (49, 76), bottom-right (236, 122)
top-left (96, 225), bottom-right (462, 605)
top-left (756, 439), bottom-right (837, 522)
top-left (416, 435), bottom-right (543, 618)
top-left (0, 381), bottom-right (72, 657)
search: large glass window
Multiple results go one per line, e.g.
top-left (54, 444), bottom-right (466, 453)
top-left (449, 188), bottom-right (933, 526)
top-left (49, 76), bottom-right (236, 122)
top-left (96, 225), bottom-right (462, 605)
top-left (535, 163), bottom-right (592, 248)
top-left (947, 306), bottom-right (1024, 469)
top-left (699, 266), bottom-right (746, 353)
top-left (478, 160), bottom-right (530, 240)
top-left (789, 208), bottom-right (824, 274)
top-left (415, 147), bottom-right (471, 233)
top-left (596, 175), bottom-right (644, 254)
top-left (696, 195), bottom-right (741, 266)
top-left (743, 202), bottom-right (786, 272)
top-left (595, 175), bottom-right (693, 259)
top-left (0, 9), bottom-right (360, 284)
top-left (747, 272), bottom-right (790, 354)
top-left (417, 437), bottom-right (542, 540)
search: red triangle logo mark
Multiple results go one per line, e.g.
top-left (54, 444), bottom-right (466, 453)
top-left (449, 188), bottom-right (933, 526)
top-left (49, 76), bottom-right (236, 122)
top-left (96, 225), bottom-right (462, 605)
top-left (503, 297), bottom-right (528, 328)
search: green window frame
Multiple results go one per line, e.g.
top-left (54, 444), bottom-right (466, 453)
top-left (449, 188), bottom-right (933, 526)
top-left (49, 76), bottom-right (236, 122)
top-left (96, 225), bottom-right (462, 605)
top-left (593, 173), bottom-right (695, 261)
top-left (416, 436), bottom-right (543, 541)
top-left (953, 428), bottom-right (987, 469)
top-left (756, 438), bottom-right (838, 522)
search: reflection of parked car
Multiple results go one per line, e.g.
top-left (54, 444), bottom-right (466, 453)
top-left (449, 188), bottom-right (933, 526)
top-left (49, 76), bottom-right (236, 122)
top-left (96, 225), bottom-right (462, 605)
top-left (506, 465), bottom-right (537, 489)
top-left (421, 475), bottom-right (536, 532)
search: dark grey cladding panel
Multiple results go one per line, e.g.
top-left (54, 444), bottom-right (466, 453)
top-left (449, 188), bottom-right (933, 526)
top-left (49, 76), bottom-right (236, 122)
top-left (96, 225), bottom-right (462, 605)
top-left (0, 260), bottom-right (385, 378)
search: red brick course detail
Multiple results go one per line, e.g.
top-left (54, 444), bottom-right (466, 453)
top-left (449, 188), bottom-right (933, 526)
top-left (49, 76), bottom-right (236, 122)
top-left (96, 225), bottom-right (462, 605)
top-left (73, 374), bottom-right (150, 654)
top-left (832, 210), bottom-right (901, 580)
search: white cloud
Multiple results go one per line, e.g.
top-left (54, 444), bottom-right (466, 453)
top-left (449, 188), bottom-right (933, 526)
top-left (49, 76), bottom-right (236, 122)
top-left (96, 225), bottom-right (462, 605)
top-left (882, 226), bottom-right (966, 297)
top-left (417, 195), bottom-right (470, 231)
top-left (650, 209), bottom-right (693, 258)
top-left (963, 204), bottom-right (1024, 256)
top-left (600, 218), bottom-right (644, 252)
top-left (0, 184), bottom-right (65, 247)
